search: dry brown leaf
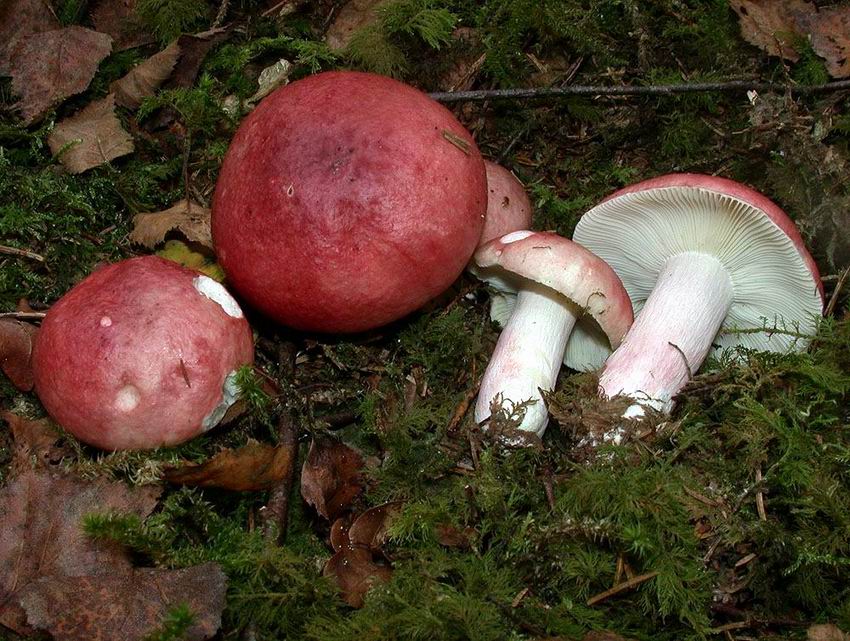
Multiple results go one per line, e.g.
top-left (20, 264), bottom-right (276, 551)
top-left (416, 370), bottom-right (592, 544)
top-left (0, 0), bottom-right (60, 75)
top-left (729, 0), bottom-right (812, 62)
top-left (0, 470), bottom-right (160, 633)
top-left (47, 94), bottom-right (134, 173)
top-left (10, 26), bottom-right (113, 125)
top-left (301, 435), bottom-right (364, 520)
top-left (348, 501), bottom-right (403, 550)
top-left (17, 564), bottom-right (226, 641)
top-left (163, 441), bottom-right (297, 491)
top-left (330, 516), bottom-right (351, 552)
top-left (1, 412), bottom-right (70, 476)
top-left (805, 8), bottom-right (850, 78)
top-left (322, 546), bottom-right (392, 608)
top-left (168, 28), bottom-right (230, 89)
top-left (0, 318), bottom-right (37, 390)
top-left (111, 41), bottom-right (181, 109)
top-left (808, 624), bottom-right (850, 641)
top-left (435, 523), bottom-right (477, 549)
top-left (90, 0), bottom-right (155, 51)
top-left (325, 0), bottom-right (389, 51)
top-left (130, 199), bottom-right (212, 249)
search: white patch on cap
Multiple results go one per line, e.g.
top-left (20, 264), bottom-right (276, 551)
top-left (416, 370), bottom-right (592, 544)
top-left (201, 371), bottom-right (240, 431)
top-left (193, 276), bottom-right (243, 318)
top-left (499, 230), bottom-right (535, 244)
top-left (100, 316), bottom-right (112, 327)
top-left (115, 385), bottom-right (141, 412)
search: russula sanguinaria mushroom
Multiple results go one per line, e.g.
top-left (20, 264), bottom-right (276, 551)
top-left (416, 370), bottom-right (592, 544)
top-left (573, 173), bottom-right (824, 419)
top-left (479, 161), bottom-right (532, 246)
top-left (212, 70), bottom-right (487, 333)
top-left (472, 231), bottom-right (633, 436)
top-left (32, 256), bottom-right (254, 450)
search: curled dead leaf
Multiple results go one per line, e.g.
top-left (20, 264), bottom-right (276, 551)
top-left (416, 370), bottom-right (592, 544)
top-left (325, 0), bottom-right (389, 51)
top-left (91, 0), bottom-right (155, 51)
top-left (0, 318), bottom-right (37, 390)
top-left (330, 516), bottom-right (351, 552)
top-left (729, 0), bottom-right (812, 61)
top-left (322, 546), bottom-right (392, 608)
top-left (112, 41), bottom-right (182, 109)
top-left (348, 501), bottom-right (403, 550)
top-left (805, 8), bottom-right (850, 79)
top-left (10, 26), bottom-right (113, 125)
top-left (435, 523), bottom-right (477, 549)
top-left (130, 200), bottom-right (212, 249)
top-left (301, 434), bottom-right (364, 520)
top-left (47, 94), bottom-right (134, 174)
top-left (0, 0), bottom-right (60, 75)
top-left (163, 441), bottom-right (296, 491)
top-left (1, 412), bottom-right (69, 476)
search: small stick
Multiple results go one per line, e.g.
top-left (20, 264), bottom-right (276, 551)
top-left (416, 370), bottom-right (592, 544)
top-left (683, 485), bottom-right (721, 507)
top-left (429, 79), bottom-right (850, 103)
top-left (586, 570), bottom-right (659, 606)
top-left (755, 466), bottom-right (767, 521)
top-left (824, 266), bottom-right (850, 317)
top-left (0, 245), bottom-right (45, 262)
top-left (447, 377), bottom-right (482, 433)
top-left (259, 413), bottom-right (299, 545)
top-left (0, 312), bottom-right (46, 320)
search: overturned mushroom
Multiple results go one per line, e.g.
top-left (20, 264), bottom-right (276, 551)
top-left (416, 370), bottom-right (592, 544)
top-left (573, 173), bottom-right (824, 419)
top-left (472, 231), bottom-right (633, 436)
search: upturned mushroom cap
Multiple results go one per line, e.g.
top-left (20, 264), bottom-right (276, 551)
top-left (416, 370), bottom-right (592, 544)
top-left (479, 161), bottom-right (532, 246)
top-left (32, 256), bottom-right (254, 450)
top-left (473, 231), bottom-right (634, 370)
top-left (212, 70), bottom-right (487, 333)
top-left (573, 173), bottom-right (824, 357)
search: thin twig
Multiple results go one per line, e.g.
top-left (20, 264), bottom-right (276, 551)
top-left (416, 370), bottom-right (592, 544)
top-left (755, 466), bottom-right (767, 522)
top-left (429, 79), bottom-right (850, 103)
top-left (0, 245), bottom-right (45, 262)
top-left (0, 311), bottom-right (46, 320)
top-left (259, 413), bottom-right (299, 545)
top-left (212, 0), bottom-right (230, 27)
top-left (824, 266), bottom-right (850, 317)
top-left (447, 377), bottom-right (482, 433)
top-left (586, 571), bottom-right (659, 606)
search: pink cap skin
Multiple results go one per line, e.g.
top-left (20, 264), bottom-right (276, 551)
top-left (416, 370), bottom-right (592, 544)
top-left (212, 71), bottom-right (487, 334)
top-left (472, 230), bottom-right (633, 436)
top-left (32, 256), bottom-right (254, 450)
top-left (478, 161), bottom-right (533, 246)
top-left (574, 173), bottom-right (824, 421)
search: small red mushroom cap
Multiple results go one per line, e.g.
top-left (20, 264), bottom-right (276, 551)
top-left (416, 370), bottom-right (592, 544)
top-left (474, 231), bottom-right (634, 369)
top-left (32, 256), bottom-right (254, 450)
top-left (212, 71), bottom-right (487, 333)
top-left (479, 161), bottom-right (533, 246)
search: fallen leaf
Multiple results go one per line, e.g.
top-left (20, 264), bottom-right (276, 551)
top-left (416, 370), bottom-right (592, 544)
top-left (248, 58), bottom-right (293, 104)
top-left (47, 94), bottom-right (134, 173)
top-left (729, 0), bottom-right (811, 62)
top-left (112, 41), bottom-right (182, 109)
top-left (301, 434), bottom-right (364, 520)
top-left (167, 28), bottom-right (229, 89)
top-left (330, 516), bottom-right (351, 552)
top-left (90, 0), bottom-right (155, 51)
top-left (1, 412), bottom-right (69, 476)
top-left (9, 26), bottom-right (113, 125)
top-left (322, 546), bottom-right (392, 608)
top-left (808, 623), bottom-right (850, 641)
top-left (0, 470), bottom-right (160, 633)
top-left (156, 239), bottom-right (225, 281)
top-left (348, 501), bottom-right (403, 550)
top-left (130, 199), bottom-right (212, 249)
top-left (0, 318), bottom-right (37, 390)
top-left (164, 441), bottom-right (297, 491)
top-left (0, 0), bottom-right (60, 75)
top-left (435, 523), bottom-right (476, 549)
top-left (325, 0), bottom-right (389, 51)
top-left (805, 8), bottom-right (850, 78)
top-left (17, 563), bottom-right (226, 641)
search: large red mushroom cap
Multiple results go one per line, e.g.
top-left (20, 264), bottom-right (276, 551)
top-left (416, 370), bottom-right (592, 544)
top-left (212, 70), bottom-right (487, 333)
top-left (32, 256), bottom-right (254, 450)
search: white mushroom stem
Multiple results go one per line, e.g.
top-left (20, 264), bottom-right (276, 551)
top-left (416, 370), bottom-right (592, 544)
top-left (599, 251), bottom-right (734, 417)
top-left (475, 282), bottom-right (578, 436)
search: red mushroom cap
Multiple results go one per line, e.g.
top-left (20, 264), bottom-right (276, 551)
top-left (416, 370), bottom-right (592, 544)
top-left (212, 71), bottom-right (487, 333)
top-left (32, 256), bottom-right (254, 450)
top-left (479, 161), bottom-right (533, 246)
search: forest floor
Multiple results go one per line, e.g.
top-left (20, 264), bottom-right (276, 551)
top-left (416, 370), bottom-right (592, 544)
top-left (2, 1), bottom-right (850, 640)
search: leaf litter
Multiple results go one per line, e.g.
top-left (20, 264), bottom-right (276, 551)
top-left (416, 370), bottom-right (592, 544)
top-left (0, 319), bottom-right (37, 391)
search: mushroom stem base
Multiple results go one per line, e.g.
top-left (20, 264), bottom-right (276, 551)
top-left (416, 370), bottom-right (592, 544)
top-left (475, 283), bottom-right (578, 436)
top-left (599, 251), bottom-right (734, 417)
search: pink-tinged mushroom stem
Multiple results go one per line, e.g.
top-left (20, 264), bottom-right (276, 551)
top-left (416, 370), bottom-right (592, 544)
top-left (475, 282), bottom-right (579, 435)
top-left (599, 251), bottom-right (734, 417)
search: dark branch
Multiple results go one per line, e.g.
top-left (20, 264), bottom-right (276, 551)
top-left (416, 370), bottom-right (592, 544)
top-left (429, 79), bottom-right (850, 103)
